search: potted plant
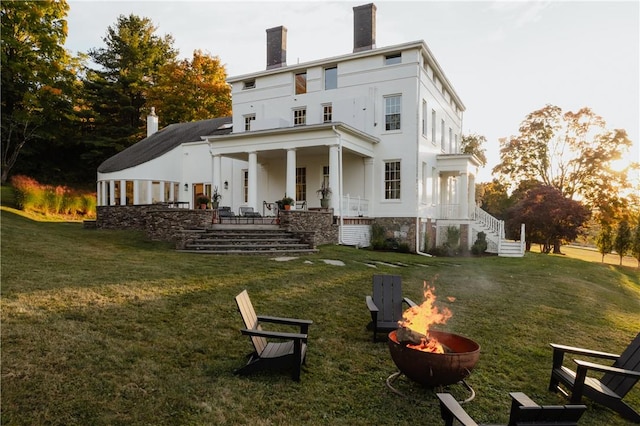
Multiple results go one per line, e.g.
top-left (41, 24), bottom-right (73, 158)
top-left (196, 195), bottom-right (210, 210)
top-left (316, 182), bottom-right (332, 208)
top-left (211, 186), bottom-right (222, 209)
top-left (278, 195), bottom-right (295, 211)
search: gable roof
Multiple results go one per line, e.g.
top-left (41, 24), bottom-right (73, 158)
top-left (97, 116), bottom-right (232, 173)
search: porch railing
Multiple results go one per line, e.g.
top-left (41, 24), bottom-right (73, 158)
top-left (471, 206), bottom-right (505, 239)
top-left (438, 204), bottom-right (460, 219)
top-left (341, 195), bottom-right (369, 217)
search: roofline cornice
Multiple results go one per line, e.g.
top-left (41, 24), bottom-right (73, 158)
top-left (200, 122), bottom-right (380, 144)
top-left (227, 40), bottom-right (465, 111)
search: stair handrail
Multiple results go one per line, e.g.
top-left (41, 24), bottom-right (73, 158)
top-left (472, 206), bottom-right (504, 239)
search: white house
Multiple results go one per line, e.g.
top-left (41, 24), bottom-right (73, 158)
top-left (97, 3), bottom-right (523, 256)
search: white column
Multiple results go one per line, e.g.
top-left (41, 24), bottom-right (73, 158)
top-left (133, 180), bottom-right (140, 205)
top-left (248, 151), bottom-right (258, 210)
top-left (286, 149), bottom-right (296, 204)
top-left (212, 154), bottom-right (221, 192)
top-left (169, 182), bottom-right (175, 202)
top-left (120, 180), bottom-right (126, 206)
top-left (439, 174), bottom-right (447, 218)
top-left (329, 145), bottom-right (340, 210)
top-left (459, 173), bottom-right (469, 219)
top-left (468, 173), bottom-right (476, 218)
top-left (96, 182), bottom-right (102, 206)
top-left (146, 180), bottom-right (153, 204)
top-left (364, 157), bottom-right (374, 216)
top-left (160, 181), bottom-right (166, 202)
top-left (109, 181), bottom-right (115, 205)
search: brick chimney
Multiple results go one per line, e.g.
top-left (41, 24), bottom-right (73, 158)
top-left (266, 26), bottom-right (287, 69)
top-left (147, 107), bottom-right (158, 137)
top-left (353, 3), bottom-right (376, 53)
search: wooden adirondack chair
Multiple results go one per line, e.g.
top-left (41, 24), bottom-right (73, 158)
top-left (548, 332), bottom-right (640, 423)
top-left (234, 290), bottom-right (313, 381)
top-left (365, 275), bottom-right (417, 342)
top-left (437, 392), bottom-right (587, 426)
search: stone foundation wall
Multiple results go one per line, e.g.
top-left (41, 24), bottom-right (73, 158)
top-left (97, 205), bottom-right (211, 244)
top-left (373, 217), bottom-right (417, 252)
top-left (279, 209), bottom-right (339, 246)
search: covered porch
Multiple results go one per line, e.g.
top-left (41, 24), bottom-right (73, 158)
top-left (204, 122), bottom-right (379, 218)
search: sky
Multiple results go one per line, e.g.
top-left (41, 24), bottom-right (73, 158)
top-left (64, 0), bottom-right (640, 183)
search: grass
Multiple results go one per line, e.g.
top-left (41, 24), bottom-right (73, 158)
top-left (1, 210), bottom-right (639, 425)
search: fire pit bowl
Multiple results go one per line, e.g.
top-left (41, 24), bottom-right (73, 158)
top-left (388, 329), bottom-right (480, 387)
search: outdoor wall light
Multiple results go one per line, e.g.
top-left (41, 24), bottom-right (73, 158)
top-left (224, 181), bottom-right (229, 190)
top-left (184, 183), bottom-right (188, 191)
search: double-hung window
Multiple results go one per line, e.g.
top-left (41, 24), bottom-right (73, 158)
top-left (293, 108), bottom-right (307, 126)
top-left (384, 161), bottom-right (401, 200)
top-left (323, 104), bottom-right (333, 123)
top-left (244, 114), bottom-right (255, 131)
top-left (384, 95), bottom-right (401, 131)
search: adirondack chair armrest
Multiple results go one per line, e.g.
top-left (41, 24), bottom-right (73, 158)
top-left (509, 391), bottom-right (540, 408)
top-left (366, 295), bottom-right (379, 313)
top-left (550, 343), bottom-right (620, 361)
top-left (574, 359), bottom-right (640, 378)
top-left (403, 297), bottom-right (417, 307)
top-left (257, 315), bottom-right (312, 333)
top-left (240, 328), bottom-right (308, 341)
top-left (436, 393), bottom-right (479, 426)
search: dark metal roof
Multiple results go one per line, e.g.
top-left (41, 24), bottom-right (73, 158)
top-left (97, 116), bottom-right (232, 173)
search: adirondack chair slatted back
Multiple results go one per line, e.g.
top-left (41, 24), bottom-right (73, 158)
top-left (512, 405), bottom-right (586, 425)
top-left (235, 290), bottom-right (267, 354)
top-left (373, 275), bottom-right (404, 324)
top-left (602, 332), bottom-right (640, 397)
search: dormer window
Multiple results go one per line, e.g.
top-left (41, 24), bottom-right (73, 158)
top-left (385, 53), bottom-right (401, 65)
top-left (243, 80), bottom-right (255, 90)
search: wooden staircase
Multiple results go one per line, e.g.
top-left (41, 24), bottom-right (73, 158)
top-left (178, 225), bottom-right (318, 255)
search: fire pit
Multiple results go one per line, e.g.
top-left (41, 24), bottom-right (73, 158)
top-left (385, 281), bottom-right (480, 401)
top-left (388, 329), bottom-right (480, 387)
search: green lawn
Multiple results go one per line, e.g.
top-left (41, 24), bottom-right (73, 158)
top-left (1, 210), bottom-right (639, 425)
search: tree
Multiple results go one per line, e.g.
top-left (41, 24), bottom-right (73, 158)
top-left (1, 0), bottom-right (75, 184)
top-left (493, 105), bottom-right (636, 222)
top-left (505, 184), bottom-right (590, 253)
top-left (613, 220), bottom-right (632, 266)
top-left (595, 223), bottom-right (614, 263)
top-left (476, 179), bottom-right (512, 220)
top-left (83, 14), bottom-right (177, 166)
top-left (146, 50), bottom-right (231, 125)
top-left (631, 219), bottom-right (640, 268)
top-left (460, 133), bottom-right (487, 166)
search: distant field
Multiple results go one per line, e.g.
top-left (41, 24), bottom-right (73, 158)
top-left (531, 245), bottom-right (638, 269)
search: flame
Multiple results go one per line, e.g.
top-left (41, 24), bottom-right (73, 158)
top-left (398, 281), bottom-right (452, 353)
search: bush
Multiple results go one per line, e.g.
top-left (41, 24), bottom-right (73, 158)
top-left (471, 231), bottom-right (488, 255)
top-left (9, 175), bottom-right (96, 219)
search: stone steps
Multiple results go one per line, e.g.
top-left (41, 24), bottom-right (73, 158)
top-left (179, 227), bottom-right (318, 255)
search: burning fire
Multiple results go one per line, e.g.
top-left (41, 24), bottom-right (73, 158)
top-left (398, 281), bottom-right (452, 353)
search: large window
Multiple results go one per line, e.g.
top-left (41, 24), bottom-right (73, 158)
top-left (431, 109), bottom-right (437, 144)
top-left (293, 108), bottom-right (306, 126)
top-left (440, 119), bottom-right (445, 151)
top-left (384, 95), bottom-right (401, 131)
top-left (295, 72), bottom-right (307, 94)
top-left (243, 170), bottom-right (248, 203)
top-left (384, 161), bottom-right (401, 200)
top-left (422, 100), bottom-right (427, 136)
top-left (324, 66), bottom-right (337, 90)
top-left (296, 167), bottom-right (306, 201)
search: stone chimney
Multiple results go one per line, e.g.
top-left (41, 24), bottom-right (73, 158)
top-left (353, 3), bottom-right (376, 53)
top-left (266, 26), bottom-right (287, 70)
top-left (147, 107), bottom-right (158, 137)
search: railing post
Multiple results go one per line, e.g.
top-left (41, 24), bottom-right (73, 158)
top-left (520, 223), bottom-right (526, 254)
